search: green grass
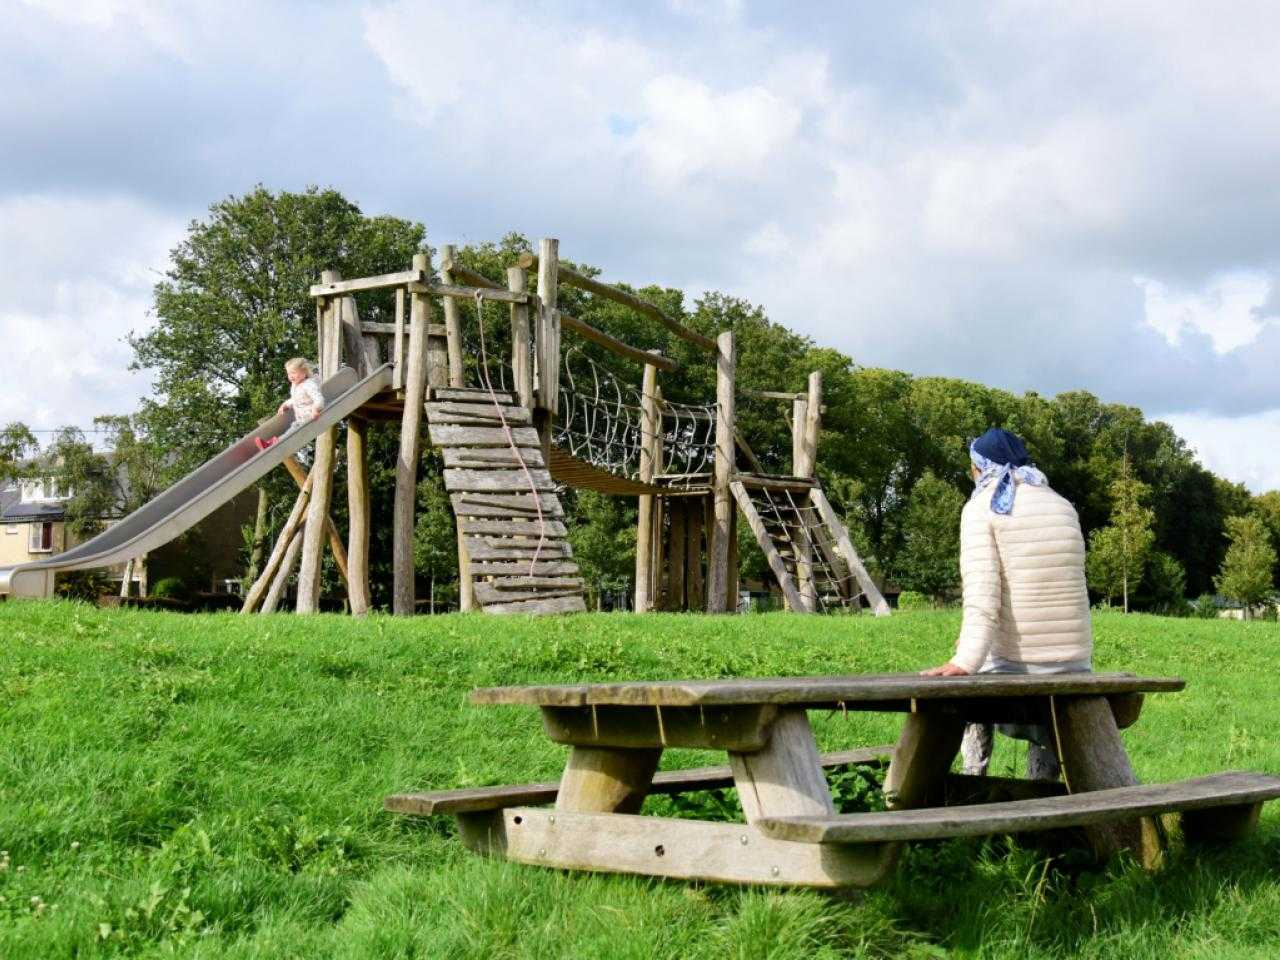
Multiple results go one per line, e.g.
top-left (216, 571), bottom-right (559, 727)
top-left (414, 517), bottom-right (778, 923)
top-left (0, 602), bottom-right (1277, 958)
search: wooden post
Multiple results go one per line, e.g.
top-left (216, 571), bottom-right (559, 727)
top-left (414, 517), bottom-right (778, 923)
top-left (726, 505), bottom-right (739, 611)
top-left (347, 415), bottom-right (371, 615)
top-left (338, 291), bottom-right (378, 378)
top-left (281, 455), bottom-right (349, 589)
top-left (668, 501), bottom-right (687, 610)
top-left (242, 478), bottom-right (312, 613)
top-left (651, 390), bottom-right (666, 610)
top-left (119, 558), bottom-right (134, 598)
top-left (686, 497), bottom-right (705, 611)
top-left (534, 238), bottom-right (561, 415)
top-left (262, 526), bottom-right (304, 614)
top-left (791, 372), bottom-right (821, 612)
top-left (706, 330), bottom-right (736, 612)
top-left (791, 397), bottom-right (807, 476)
top-left (458, 529), bottom-right (475, 613)
top-left (508, 266), bottom-right (534, 410)
top-left (635, 360), bottom-right (660, 611)
top-left (393, 288), bottom-right (405, 391)
top-left (438, 244), bottom-right (466, 388)
top-left (394, 252), bottom-right (433, 615)
top-left (296, 280), bottom-right (340, 614)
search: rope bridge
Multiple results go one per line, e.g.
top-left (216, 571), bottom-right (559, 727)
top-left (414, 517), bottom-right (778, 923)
top-left (554, 350), bottom-right (716, 489)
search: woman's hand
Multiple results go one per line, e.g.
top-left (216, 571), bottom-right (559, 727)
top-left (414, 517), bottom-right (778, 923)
top-left (920, 663), bottom-right (971, 677)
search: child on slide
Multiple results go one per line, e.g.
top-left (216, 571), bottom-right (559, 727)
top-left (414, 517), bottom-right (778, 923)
top-left (255, 357), bottom-right (325, 451)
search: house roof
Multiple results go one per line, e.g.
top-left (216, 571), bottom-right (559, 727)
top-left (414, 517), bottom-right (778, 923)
top-left (1, 500), bottom-right (65, 522)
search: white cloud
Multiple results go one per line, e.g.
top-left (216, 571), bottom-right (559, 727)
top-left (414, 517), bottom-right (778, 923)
top-left (1160, 408), bottom-right (1280, 493)
top-left (1136, 272), bottom-right (1275, 354)
top-left (0, 194), bottom-right (182, 431)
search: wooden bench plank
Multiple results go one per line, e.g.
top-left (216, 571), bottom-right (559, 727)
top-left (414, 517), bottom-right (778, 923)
top-left (384, 746), bottom-right (895, 816)
top-left (470, 673), bottom-right (1186, 708)
top-left (756, 773), bottom-right (1280, 844)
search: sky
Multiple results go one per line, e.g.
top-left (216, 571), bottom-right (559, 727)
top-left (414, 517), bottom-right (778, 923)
top-left (4, 0), bottom-right (1280, 489)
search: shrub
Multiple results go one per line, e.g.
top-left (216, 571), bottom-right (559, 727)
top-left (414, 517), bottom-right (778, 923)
top-left (896, 590), bottom-right (929, 611)
top-left (1190, 594), bottom-right (1219, 619)
top-left (151, 577), bottom-right (190, 601)
top-left (54, 569), bottom-right (111, 601)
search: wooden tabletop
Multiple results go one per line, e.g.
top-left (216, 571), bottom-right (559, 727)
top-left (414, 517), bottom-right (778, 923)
top-left (470, 672), bottom-right (1186, 708)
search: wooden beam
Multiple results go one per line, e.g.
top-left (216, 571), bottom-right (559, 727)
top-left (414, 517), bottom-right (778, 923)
top-left (296, 280), bottom-right (340, 614)
top-left (346, 416), bottom-right (371, 615)
top-left (706, 330), bottom-right (736, 612)
top-left (261, 524), bottom-right (304, 613)
top-left (508, 267), bottom-right (534, 410)
top-left (534, 239), bottom-right (561, 416)
top-left (394, 252), bottom-right (432, 615)
top-left (416, 282), bottom-right (532, 306)
top-left (362, 321), bottom-right (449, 338)
top-left (339, 294), bottom-right (379, 379)
top-left (280, 455), bottom-right (349, 589)
top-left (733, 473), bottom-right (816, 492)
top-left (441, 258), bottom-right (503, 291)
top-left (634, 359), bottom-right (660, 612)
top-left (809, 488), bottom-right (890, 616)
top-left (517, 253), bottom-right (716, 352)
top-left (559, 311), bottom-right (679, 371)
top-left (310, 270), bottom-right (424, 297)
top-left (242, 478), bottom-right (311, 613)
top-left (393, 288), bottom-right (405, 391)
top-left (731, 480), bottom-right (805, 611)
top-left (438, 244), bottom-right (466, 388)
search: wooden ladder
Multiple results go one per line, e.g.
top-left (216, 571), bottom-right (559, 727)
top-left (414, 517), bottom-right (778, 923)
top-left (426, 387), bottom-right (586, 614)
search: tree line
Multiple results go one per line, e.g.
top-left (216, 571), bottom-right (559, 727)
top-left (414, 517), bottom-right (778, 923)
top-left (3, 186), bottom-right (1277, 614)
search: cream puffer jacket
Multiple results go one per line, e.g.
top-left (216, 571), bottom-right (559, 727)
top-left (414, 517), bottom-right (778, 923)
top-left (950, 480), bottom-right (1092, 673)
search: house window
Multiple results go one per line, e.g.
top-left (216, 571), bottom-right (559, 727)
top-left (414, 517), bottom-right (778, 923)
top-left (28, 522), bottom-right (54, 553)
top-left (4, 525), bottom-right (17, 535)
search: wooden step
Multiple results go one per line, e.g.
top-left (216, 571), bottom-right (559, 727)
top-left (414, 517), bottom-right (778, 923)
top-left (464, 538), bottom-right (573, 561)
top-left (429, 425), bottom-right (542, 448)
top-left (431, 387), bottom-right (517, 404)
top-left (460, 519), bottom-right (569, 537)
top-left (452, 492), bottom-right (564, 519)
top-left (757, 772), bottom-right (1280, 844)
top-left (427, 402), bottom-right (533, 426)
top-left (444, 447), bottom-right (546, 470)
top-left (487, 594), bottom-right (587, 615)
top-left (385, 746), bottom-right (895, 817)
top-left (474, 583), bottom-right (583, 605)
top-left (470, 560), bottom-right (580, 577)
top-left (489, 576), bottom-right (584, 591)
top-left (444, 468), bottom-right (556, 494)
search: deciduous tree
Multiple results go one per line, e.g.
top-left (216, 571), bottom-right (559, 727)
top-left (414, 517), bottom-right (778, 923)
top-left (1215, 514), bottom-right (1277, 618)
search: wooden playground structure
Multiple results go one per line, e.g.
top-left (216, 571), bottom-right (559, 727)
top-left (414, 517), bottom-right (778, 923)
top-left (241, 239), bottom-right (890, 617)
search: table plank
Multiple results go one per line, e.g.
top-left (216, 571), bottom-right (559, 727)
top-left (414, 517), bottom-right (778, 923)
top-left (470, 672), bottom-right (1185, 708)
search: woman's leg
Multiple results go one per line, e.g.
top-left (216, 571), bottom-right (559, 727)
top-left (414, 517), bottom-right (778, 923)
top-left (960, 723), bottom-right (994, 776)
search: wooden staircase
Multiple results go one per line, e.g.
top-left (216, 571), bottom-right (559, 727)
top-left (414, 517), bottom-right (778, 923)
top-left (426, 387), bottom-right (586, 614)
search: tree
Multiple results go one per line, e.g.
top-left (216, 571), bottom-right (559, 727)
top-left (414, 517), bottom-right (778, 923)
top-left (1215, 514), bottom-right (1277, 618)
top-left (1, 423), bottom-right (37, 486)
top-left (413, 464), bottom-right (458, 613)
top-left (894, 472), bottom-right (964, 603)
top-left (1085, 454), bottom-right (1155, 611)
top-left (566, 490), bottom-right (636, 609)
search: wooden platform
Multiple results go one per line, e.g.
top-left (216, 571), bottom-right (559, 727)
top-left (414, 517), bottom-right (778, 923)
top-left (425, 388), bottom-right (586, 614)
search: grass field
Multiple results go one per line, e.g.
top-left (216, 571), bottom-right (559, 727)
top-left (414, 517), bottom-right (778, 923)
top-left (0, 602), bottom-right (1277, 958)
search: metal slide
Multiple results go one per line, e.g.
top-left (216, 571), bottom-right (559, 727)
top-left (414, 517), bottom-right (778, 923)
top-left (0, 365), bottom-right (393, 598)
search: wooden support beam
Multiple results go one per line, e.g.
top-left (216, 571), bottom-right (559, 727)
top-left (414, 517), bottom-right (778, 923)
top-left (634, 359), bottom-right (660, 611)
top-left (346, 416), bottom-right (371, 615)
top-left (686, 497), bottom-right (705, 611)
top-left (280, 455), bottom-right (349, 588)
top-left (392, 288), bottom-right (406, 391)
top-left (517, 253), bottom-right (716, 352)
top-left (534, 239), bottom-right (561, 416)
top-left (340, 294), bottom-right (380, 379)
top-left (507, 266), bottom-right (534, 410)
top-left (416, 282), bottom-right (532, 305)
top-left (262, 524), bottom-right (304, 613)
top-left (732, 480), bottom-right (806, 611)
top-left (559, 311), bottom-right (679, 371)
top-left (438, 244), bottom-right (466, 388)
top-left (242, 478), bottom-right (312, 613)
top-left (668, 500), bottom-right (686, 611)
top-left (296, 279), bottom-right (341, 614)
top-left (309, 269), bottom-right (423, 297)
top-left (394, 252), bottom-right (432, 615)
top-left (706, 330), bottom-right (736, 612)
top-left (809, 488), bottom-right (890, 616)
top-left (441, 258), bottom-right (502, 291)
top-left (362, 321), bottom-right (449, 338)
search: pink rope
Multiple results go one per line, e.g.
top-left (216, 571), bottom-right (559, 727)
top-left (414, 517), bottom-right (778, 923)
top-left (474, 292), bottom-right (548, 575)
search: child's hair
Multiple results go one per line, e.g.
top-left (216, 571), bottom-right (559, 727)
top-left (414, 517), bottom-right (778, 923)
top-left (285, 357), bottom-right (313, 377)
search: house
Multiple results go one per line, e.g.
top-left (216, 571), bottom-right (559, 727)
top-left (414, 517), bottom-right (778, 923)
top-left (1, 472), bottom-right (255, 597)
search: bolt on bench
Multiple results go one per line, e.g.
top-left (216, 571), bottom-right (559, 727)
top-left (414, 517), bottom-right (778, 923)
top-left (386, 673), bottom-right (1280, 888)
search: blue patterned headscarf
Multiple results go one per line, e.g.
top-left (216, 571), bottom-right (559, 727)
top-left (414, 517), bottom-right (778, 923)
top-left (970, 428), bottom-right (1046, 515)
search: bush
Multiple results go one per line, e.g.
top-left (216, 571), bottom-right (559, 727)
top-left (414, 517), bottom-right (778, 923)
top-left (1191, 594), bottom-right (1219, 619)
top-left (54, 569), bottom-right (111, 601)
top-left (151, 577), bottom-right (190, 601)
top-left (896, 590), bottom-right (929, 611)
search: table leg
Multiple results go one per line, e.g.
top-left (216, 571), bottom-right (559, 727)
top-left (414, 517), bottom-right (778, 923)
top-left (1053, 694), bottom-right (1164, 868)
top-left (729, 708), bottom-right (834, 821)
top-left (556, 746), bottom-right (662, 814)
top-left (883, 712), bottom-right (966, 810)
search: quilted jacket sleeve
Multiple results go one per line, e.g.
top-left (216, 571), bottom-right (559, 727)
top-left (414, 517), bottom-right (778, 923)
top-left (951, 499), bottom-right (1002, 673)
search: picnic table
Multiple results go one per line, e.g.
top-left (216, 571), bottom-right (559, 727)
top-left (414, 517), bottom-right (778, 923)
top-left (387, 673), bottom-right (1280, 888)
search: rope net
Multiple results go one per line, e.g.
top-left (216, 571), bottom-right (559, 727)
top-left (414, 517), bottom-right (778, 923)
top-left (554, 349), bottom-right (716, 488)
top-left (746, 485), bottom-right (866, 613)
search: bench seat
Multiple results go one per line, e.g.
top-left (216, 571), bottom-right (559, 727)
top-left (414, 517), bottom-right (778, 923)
top-left (757, 772), bottom-right (1280, 844)
top-left (385, 745), bottom-right (894, 816)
